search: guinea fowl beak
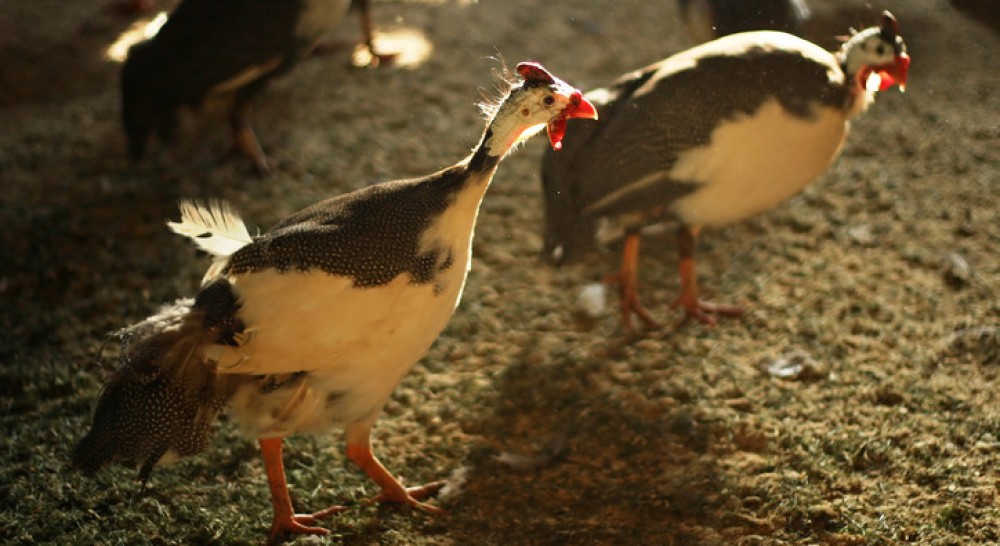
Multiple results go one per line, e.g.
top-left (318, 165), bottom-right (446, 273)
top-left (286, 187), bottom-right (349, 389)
top-left (876, 52), bottom-right (910, 92)
top-left (547, 90), bottom-right (598, 150)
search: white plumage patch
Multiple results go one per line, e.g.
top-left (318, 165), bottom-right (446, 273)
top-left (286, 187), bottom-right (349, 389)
top-left (168, 200), bottom-right (253, 258)
top-left (215, 170), bottom-right (493, 438)
top-left (217, 256), bottom-right (470, 436)
top-left (671, 98), bottom-right (849, 227)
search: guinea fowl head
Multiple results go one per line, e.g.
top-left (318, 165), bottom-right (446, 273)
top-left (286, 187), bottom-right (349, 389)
top-left (481, 62), bottom-right (597, 157)
top-left (841, 11), bottom-right (910, 92)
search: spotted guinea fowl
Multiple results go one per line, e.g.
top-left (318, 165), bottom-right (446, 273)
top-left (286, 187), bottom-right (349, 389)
top-left (121, 0), bottom-right (389, 174)
top-left (678, 0), bottom-right (811, 43)
top-left (75, 62), bottom-right (596, 543)
top-left (541, 12), bottom-right (909, 332)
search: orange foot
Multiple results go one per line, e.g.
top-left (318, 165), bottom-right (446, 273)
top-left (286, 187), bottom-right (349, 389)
top-left (603, 270), bottom-right (663, 333)
top-left (351, 45), bottom-right (399, 68)
top-left (672, 241), bottom-right (743, 327)
top-left (671, 296), bottom-right (744, 327)
top-left (604, 232), bottom-right (662, 334)
top-left (267, 505), bottom-right (346, 545)
top-left (371, 480), bottom-right (449, 514)
top-left (348, 442), bottom-right (448, 515)
top-left (260, 437), bottom-right (349, 545)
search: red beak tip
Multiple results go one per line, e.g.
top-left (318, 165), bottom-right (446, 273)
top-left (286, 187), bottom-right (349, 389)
top-left (573, 96), bottom-right (598, 120)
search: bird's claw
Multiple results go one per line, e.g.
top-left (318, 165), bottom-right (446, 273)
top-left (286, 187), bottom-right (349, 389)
top-left (670, 298), bottom-right (743, 328)
top-left (267, 506), bottom-right (346, 545)
top-left (370, 480), bottom-right (448, 515)
top-left (603, 272), bottom-right (663, 334)
top-left (351, 45), bottom-right (399, 68)
top-left (620, 295), bottom-right (664, 334)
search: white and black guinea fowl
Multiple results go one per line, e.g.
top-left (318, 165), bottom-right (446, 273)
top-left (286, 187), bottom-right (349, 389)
top-left (75, 62), bottom-right (596, 543)
top-left (541, 12), bottom-right (909, 332)
top-left (678, 0), bottom-right (812, 43)
top-left (122, 0), bottom-right (389, 174)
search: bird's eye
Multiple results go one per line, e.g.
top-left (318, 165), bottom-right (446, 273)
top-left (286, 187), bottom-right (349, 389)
top-left (875, 44), bottom-right (886, 56)
top-left (543, 96), bottom-right (556, 106)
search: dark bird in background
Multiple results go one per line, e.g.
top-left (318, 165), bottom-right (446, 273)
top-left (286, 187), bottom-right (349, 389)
top-left (678, 0), bottom-right (811, 43)
top-left (541, 12), bottom-right (909, 332)
top-left (109, 0), bottom-right (156, 15)
top-left (75, 62), bottom-right (596, 544)
top-left (121, 0), bottom-right (389, 174)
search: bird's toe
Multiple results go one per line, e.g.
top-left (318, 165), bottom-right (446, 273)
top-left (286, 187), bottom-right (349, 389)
top-left (371, 480), bottom-right (448, 515)
top-left (267, 513), bottom-right (335, 545)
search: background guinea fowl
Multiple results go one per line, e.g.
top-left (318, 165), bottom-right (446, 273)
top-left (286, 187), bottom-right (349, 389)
top-left (678, 0), bottom-right (812, 43)
top-left (74, 62), bottom-right (596, 544)
top-left (540, 12), bottom-right (909, 333)
top-left (121, 0), bottom-right (387, 175)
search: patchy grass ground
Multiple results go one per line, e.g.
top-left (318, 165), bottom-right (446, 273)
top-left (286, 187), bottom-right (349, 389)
top-left (1, 0), bottom-right (997, 544)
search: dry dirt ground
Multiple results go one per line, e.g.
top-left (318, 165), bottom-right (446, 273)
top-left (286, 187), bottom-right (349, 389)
top-left (1, 0), bottom-right (997, 544)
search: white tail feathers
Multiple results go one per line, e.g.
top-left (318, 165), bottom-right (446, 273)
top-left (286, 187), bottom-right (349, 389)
top-left (168, 200), bottom-right (253, 258)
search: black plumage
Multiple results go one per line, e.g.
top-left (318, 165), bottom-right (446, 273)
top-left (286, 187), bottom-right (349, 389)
top-left (224, 167), bottom-right (475, 287)
top-left (121, 0), bottom-right (357, 173)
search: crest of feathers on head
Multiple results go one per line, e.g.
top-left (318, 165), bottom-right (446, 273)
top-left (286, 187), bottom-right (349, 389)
top-left (838, 11), bottom-right (900, 48)
top-left (477, 57), bottom-right (519, 122)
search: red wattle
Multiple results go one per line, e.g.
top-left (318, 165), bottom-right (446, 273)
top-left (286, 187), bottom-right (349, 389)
top-left (877, 70), bottom-right (896, 91)
top-left (548, 118), bottom-right (568, 150)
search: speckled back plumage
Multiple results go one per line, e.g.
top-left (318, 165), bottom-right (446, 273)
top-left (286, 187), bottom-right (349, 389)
top-left (72, 295), bottom-right (239, 482)
top-left (224, 167), bottom-right (472, 287)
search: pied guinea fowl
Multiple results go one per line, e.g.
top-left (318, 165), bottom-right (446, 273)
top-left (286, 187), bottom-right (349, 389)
top-left (541, 11), bottom-right (910, 333)
top-left (74, 62), bottom-right (596, 544)
top-left (122, 0), bottom-right (390, 174)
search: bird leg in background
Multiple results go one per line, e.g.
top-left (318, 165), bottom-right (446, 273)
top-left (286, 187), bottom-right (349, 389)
top-left (260, 437), bottom-right (346, 543)
top-left (312, 0), bottom-right (398, 67)
top-left (670, 225), bottom-right (743, 325)
top-left (604, 230), bottom-right (663, 333)
top-left (229, 100), bottom-right (270, 175)
top-left (353, 0), bottom-right (398, 67)
top-left (345, 425), bottom-right (446, 514)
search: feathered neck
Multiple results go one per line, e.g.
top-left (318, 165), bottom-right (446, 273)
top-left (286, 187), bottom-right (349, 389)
top-left (468, 82), bottom-right (543, 173)
top-left (835, 31), bottom-right (883, 117)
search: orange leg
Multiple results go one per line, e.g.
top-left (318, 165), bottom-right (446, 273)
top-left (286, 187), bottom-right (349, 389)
top-left (312, 0), bottom-right (398, 67)
top-left (604, 231), bottom-right (663, 333)
top-left (670, 225), bottom-right (743, 326)
top-left (259, 437), bottom-right (345, 545)
top-left (353, 0), bottom-right (398, 67)
top-left (346, 438), bottom-right (446, 514)
top-left (230, 101), bottom-right (270, 175)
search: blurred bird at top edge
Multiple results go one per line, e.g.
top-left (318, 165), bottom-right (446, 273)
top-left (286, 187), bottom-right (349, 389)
top-left (120, 0), bottom-right (393, 176)
top-left (678, 0), bottom-right (811, 43)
